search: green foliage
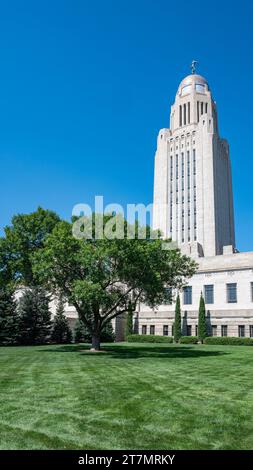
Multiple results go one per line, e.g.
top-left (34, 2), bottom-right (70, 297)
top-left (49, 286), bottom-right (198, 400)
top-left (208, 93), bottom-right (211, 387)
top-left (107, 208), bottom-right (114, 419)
top-left (51, 297), bottom-right (72, 344)
top-left (18, 287), bottom-right (52, 345)
top-left (127, 334), bottom-right (173, 343)
top-left (74, 320), bottom-right (87, 343)
top-left (125, 302), bottom-right (133, 337)
top-left (179, 336), bottom-right (198, 344)
top-left (198, 292), bottom-right (207, 343)
top-left (0, 287), bottom-right (18, 345)
top-left (33, 215), bottom-right (197, 349)
top-left (74, 319), bottom-right (115, 343)
top-left (1, 207), bottom-right (60, 286)
top-left (204, 336), bottom-right (253, 346)
top-left (173, 294), bottom-right (181, 343)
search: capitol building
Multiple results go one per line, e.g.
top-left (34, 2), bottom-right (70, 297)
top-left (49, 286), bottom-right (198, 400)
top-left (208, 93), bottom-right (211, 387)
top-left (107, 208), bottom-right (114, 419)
top-left (64, 66), bottom-right (253, 340)
top-left (137, 66), bottom-right (253, 339)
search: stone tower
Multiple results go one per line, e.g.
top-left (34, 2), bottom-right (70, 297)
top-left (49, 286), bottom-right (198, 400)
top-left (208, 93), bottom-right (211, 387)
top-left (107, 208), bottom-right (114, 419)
top-left (153, 68), bottom-right (235, 257)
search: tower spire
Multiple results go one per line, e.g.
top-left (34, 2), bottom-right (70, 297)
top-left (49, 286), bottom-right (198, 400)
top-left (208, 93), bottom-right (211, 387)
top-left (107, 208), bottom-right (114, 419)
top-left (191, 60), bottom-right (198, 74)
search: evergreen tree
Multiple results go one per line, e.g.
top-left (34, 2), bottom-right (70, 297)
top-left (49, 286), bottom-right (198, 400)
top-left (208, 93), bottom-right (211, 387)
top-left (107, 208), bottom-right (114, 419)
top-left (198, 292), bottom-right (207, 343)
top-left (74, 319), bottom-right (88, 343)
top-left (18, 287), bottom-right (52, 345)
top-left (51, 297), bottom-right (72, 344)
top-left (174, 294), bottom-right (182, 343)
top-left (101, 320), bottom-right (115, 342)
top-left (74, 319), bottom-right (115, 343)
top-left (125, 301), bottom-right (133, 338)
top-left (0, 287), bottom-right (18, 345)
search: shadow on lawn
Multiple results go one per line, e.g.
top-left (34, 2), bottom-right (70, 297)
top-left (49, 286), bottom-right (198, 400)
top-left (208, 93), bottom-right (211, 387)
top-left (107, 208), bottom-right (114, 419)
top-left (39, 343), bottom-right (229, 360)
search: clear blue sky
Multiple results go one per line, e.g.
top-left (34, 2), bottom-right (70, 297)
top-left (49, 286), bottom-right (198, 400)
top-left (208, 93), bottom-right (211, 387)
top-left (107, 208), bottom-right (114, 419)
top-left (0, 0), bottom-right (252, 251)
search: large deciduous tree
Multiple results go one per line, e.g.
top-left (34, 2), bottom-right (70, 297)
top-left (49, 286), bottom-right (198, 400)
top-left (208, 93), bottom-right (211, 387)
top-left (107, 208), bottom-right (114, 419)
top-left (1, 207), bottom-right (60, 286)
top-left (33, 215), bottom-right (197, 350)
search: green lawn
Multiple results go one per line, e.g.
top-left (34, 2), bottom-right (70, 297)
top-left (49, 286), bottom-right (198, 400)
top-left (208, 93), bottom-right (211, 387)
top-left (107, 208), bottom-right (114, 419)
top-left (0, 342), bottom-right (253, 450)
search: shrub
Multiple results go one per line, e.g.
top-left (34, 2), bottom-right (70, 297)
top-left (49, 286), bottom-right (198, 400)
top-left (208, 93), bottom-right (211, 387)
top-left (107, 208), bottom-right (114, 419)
top-left (204, 336), bottom-right (253, 346)
top-left (127, 334), bottom-right (173, 343)
top-left (179, 336), bottom-right (198, 344)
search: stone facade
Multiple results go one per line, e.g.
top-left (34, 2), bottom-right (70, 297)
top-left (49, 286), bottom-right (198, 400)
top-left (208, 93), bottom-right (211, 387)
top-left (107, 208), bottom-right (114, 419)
top-left (153, 73), bottom-right (235, 257)
top-left (139, 70), bottom-right (253, 340)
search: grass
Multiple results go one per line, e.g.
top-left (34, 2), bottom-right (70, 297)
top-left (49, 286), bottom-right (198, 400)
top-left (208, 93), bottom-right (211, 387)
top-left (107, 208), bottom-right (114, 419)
top-left (0, 342), bottom-right (253, 450)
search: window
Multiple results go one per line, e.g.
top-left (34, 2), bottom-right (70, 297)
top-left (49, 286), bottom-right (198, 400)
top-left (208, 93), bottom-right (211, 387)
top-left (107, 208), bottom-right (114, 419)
top-left (164, 287), bottom-right (172, 305)
top-left (150, 325), bottom-right (155, 335)
top-left (183, 103), bottom-right (186, 125)
top-left (163, 325), bottom-right (169, 336)
top-left (183, 286), bottom-right (192, 305)
top-left (238, 325), bottom-right (245, 338)
top-left (142, 325), bottom-right (147, 335)
top-left (250, 326), bottom-right (253, 338)
top-left (195, 325), bottom-right (198, 336)
top-left (212, 325), bottom-right (217, 336)
top-left (179, 105), bottom-right (182, 127)
top-left (221, 325), bottom-right (228, 337)
top-left (196, 83), bottom-right (205, 94)
top-left (227, 283), bottom-right (237, 303)
top-left (251, 282), bottom-right (253, 301)
top-left (186, 325), bottom-right (192, 336)
top-left (204, 285), bottom-right (214, 304)
top-left (188, 102), bottom-right (190, 123)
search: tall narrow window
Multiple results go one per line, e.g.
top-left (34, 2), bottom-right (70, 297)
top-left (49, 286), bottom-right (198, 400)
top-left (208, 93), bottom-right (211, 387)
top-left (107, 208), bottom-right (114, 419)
top-left (163, 325), bottom-right (169, 336)
top-left (142, 325), bottom-right (147, 335)
top-left (176, 154), bottom-right (178, 179)
top-left (150, 325), bottom-right (155, 335)
top-left (204, 285), bottom-right (214, 304)
top-left (183, 286), bottom-right (192, 305)
top-left (227, 283), bottom-right (237, 303)
top-left (193, 149), bottom-right (196, 175)
top-left (179, 105), bottom-right (182, 127)
top-left (188, 102), bottom-right (190, 123)
top-left (250, 326), bottom-right (253, 338)
top-left (183, 104), bottom-right (186, 125)
top-left (181, 153), bottom-right (184, 178)
top-left (197, 101), bottom-right (199, 122)
top-left (221, 325), bottom-right (228, 337)
top-left (201, 102), bottom-right (204, 115)
top-left (238, 325), bottom-right (245, 338)
top-left (251, 282), bottom-right (253, 301)
top-left (205, 103), bottom-right (208, 113)
top-left (170, 156), bottom-right (173, 181)
top-left (212, 325), bottom-right (217, 336)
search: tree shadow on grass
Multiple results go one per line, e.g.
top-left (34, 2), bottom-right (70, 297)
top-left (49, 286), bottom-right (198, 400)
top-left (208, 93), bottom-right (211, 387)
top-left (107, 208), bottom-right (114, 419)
top-left (38, 343), bottom-right (229, 360)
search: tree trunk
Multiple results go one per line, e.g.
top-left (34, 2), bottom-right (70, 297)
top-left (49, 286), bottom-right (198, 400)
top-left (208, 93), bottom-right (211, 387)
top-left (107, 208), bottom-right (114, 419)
top-left (91, 334), bottom-right (101, 351)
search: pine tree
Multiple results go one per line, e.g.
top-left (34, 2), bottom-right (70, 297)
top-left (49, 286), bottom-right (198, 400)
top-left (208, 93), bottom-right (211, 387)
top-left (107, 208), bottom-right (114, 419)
top-left (74, 319), bottom-right (87, 343)
top-left (174, 294), bottom-right (182, 343)
top-left (74, 319), bottom-right (115, 343)
top-left (18, 287), bottom-right (52, 345)
top-left (51, 297), bottom-right (72, 344)
top-left (198, 292), bottom-right (207, 343)
top-left (0, 287), bottom-right (18, 345)
top-left (101, 320), bottom-right (115, 342)
top-left (125, 302), bottom-right (133, 338)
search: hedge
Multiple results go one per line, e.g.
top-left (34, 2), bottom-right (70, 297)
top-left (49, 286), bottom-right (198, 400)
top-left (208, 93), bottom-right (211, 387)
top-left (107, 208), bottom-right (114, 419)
top-left (127, 334), bottom-right (173, 343)
top-left (179, 336), bottom-right (198, 344)
top-left (204, 336), bottom-right (253, 346)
